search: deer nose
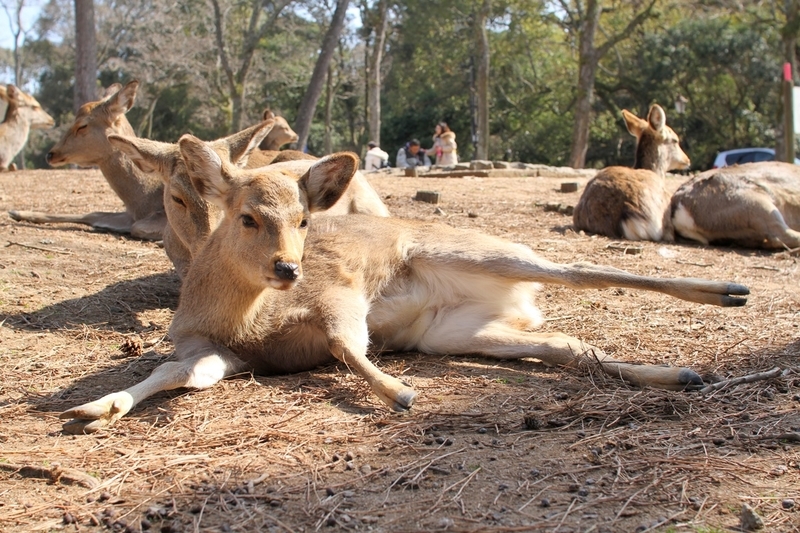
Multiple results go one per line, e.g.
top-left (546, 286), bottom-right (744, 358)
top-left (274, 261), bottom-right (300, 281)
top-left (46, 151), bottom-right (55, 163)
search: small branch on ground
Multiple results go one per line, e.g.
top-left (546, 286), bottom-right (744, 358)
top-left (5, 240), bottom-right (74, 255)
top-left (699, 367), bottom-right (783, 394)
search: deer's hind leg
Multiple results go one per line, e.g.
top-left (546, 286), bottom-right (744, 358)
top-left (420, 317), bottom-right (702, 391)
top-left (673, 192), bottom-right (800, 249)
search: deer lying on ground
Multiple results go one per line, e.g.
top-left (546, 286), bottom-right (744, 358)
top-left (60, 139), bottom-right (750, 434)
top-left (106, 119), bottom-right (390, 279)
top-left (7, 81), bottom-right (167, 240)
top-left (258, 109), bottom-right (299, 151)
top-left (573, 104), bottom-right (690, 241)
top-left (670, 162), bottom-right (800, 249)
top-left (0, 84), bottom-right (55, 171)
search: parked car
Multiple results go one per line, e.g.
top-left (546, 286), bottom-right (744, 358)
top-left (712, 147), bottom-right (800, 168)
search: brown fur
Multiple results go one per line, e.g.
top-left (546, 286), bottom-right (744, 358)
top-left (60, 144), bottom-right (750, 434)
top-left (0, 84), bottom-right (55, 171)
top-left (671, 162), bottom-right (800, 249)
top-left (8, 81), bottom-right (167, 240)
top-left (109, 122), bottom-right (389, 280)
top-left (573, 105), bottom-right (690, 242)
top-left (258, 110), bottom-right (299, 150)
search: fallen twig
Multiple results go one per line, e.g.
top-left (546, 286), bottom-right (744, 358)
top-left (0, 462), bottom-right (100, 488)
top-left (744, 432), bottom-right (800, 444)
top-left (676, 260), bottom-right (713, 267)
top-left (700, 367), bottom-right (783, 394)
top-left (5, 240), bottom-right (74, 255)
top-left (606, 242), bottom-right (643, 255)
top-left (748, 265), bottom-right (780, 272)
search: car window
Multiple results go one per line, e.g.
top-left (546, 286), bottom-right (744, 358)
top-left (738, 152), bottom-right (757, 164)
top-left (752, 151), bottom-right (774, 163)
top-left (726, 153), bottom-right (743, 165)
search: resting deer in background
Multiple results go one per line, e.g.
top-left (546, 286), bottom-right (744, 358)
top-left (573, 104), bottom-right (690, 241)
top-left (671, 162), bottom-right (800, 250)
top-left (106, 120), bottom-right (390, 279)
top-left (258, 109), bottom-right (299, 151)
top-left (60, 139), bottom-right (749, 434)
top-left (8, 81), bottom-right (167, 240)
top-left (0, 84), bottom-right (55, 171)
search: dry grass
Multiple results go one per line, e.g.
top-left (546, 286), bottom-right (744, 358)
top-left (0, 169), bottom-right (798, 533)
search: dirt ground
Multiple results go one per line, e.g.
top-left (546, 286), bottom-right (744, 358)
top-left (0, 168), bottom-right (798, 533)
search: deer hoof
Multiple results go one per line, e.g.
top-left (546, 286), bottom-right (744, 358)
top-left (677, 368), bottom-right (704, 390)
top-left (392, 388), bottom-right (418, 412)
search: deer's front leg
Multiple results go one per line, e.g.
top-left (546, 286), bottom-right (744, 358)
top-left (323, 290), bottom-right (417, 411)
top-left (60, 338), bottom-right (248, 434)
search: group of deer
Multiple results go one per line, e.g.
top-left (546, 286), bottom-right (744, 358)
top-left (574, 104), bottom-right (800, 251)
top-left (5, 82), bottom-right (752, 434)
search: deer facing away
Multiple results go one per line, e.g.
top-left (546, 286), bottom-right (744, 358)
top-left (8, 81), bottom-right (167, 240)
top-left (106, 119), bottom-right (390, 279)
top-left (0, 84), bottom-right (55, 171)
top-left (671, 161), bottom-right (800, 250)
top-left (573, 104), bottom-right (690, 241)
top-left (60, 139), bottom-right (750, 434)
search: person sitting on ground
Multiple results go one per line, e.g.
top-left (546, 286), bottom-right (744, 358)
top-left (364, 141), bottom-right (390, 170)
top-left (396, 139), bottom-right (431, 169)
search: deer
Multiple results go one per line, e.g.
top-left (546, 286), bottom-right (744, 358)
top-left (670, 161), bottom-right (800, 250)
top-left (573, 104), bottom-right (691, 241)
top-left (105, 119), bottom-right (390, 279)
top-left (258, 109), bottom-right (299, 151)
top-left (7, 81), bottom-right (167, 240)
top-left (59, 136), bottom-right (750, 434)
top-left (0, 84), bottom-right (55, 171)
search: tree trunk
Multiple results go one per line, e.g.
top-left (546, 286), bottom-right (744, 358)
top-left (473, 0), bottom-right (491, 160)
top-left (568, 0), bottom-right (601, 169)
top-left (324, 65), bottom-right (334, 155)
top-left (73, 0), bottom-right (97, 111)
top-left (293, 0), bottom-right (350, 150)
top-left (366, 0), bottom-right (388, 146)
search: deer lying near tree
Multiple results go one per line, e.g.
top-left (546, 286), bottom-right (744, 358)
top-left (7, 81), bottom-right (167, 240)
top-left (670, 161), bottom-right (800, 250)
top-left (106, 119), bottom-right (390, 279)
top-left (60, 139), bottom-right (750, 434)
top-left (0, 84), bottom-right (55, 171)
top-left (573, 104), bottom-right (690, 241)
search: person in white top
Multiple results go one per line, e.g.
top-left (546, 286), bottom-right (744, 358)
top-left (364, 141), bottom-right (390, 170)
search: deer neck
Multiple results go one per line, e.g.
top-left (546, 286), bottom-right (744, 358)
top-left (95, 151), bottom-right (163, 217)
top-left (0, 105), bottom-right (30, 156)
top-left (633, 138), bottom-right (667, 178)
top-left (175, 235), bottom-right (273, 341)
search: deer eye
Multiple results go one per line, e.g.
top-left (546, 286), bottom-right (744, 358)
top-left (299, 218), bottom-right (309, 229)
top-left (171, 195), bottom-right (186, 207)
top-left (241, 214), bottom-right (257, 228)
top-left (76, 124), bottom-right (88, 133)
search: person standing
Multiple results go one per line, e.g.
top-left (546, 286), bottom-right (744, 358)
top-left (396, 139), bottom-right (432, 168)
top-left (431, 122), bottom-right (458, 166)
top-left (364, 141), bottom-right (389, 170)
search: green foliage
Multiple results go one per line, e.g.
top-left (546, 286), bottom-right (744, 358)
top-left (0, 0), bottom-right (793, 169)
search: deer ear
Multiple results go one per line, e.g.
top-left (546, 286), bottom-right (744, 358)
top-left (263, 109), bottom-right (275, 120)
top-left (647, 104), bottom-right (666, 132)
top-left (109, 134), bottom-right (180, 179)
top-left (210, 119), bottom-right (275, 167)
top-left (106, 80), bottom-right (139, 118)
top-left (179, 134), bottom-right (232, 208)
top-left (299, 152), bottom-right (359, 212)
top-left (100, 83), bottom-right (123, 100)
top-left (621, 109), bottom-right (647, 137)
